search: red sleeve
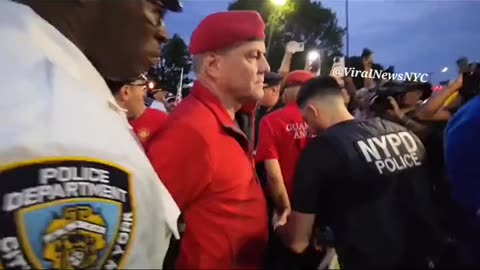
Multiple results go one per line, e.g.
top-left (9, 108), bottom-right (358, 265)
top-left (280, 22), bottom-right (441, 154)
top-left (147, 122), bottom-right (212, 210)
top-left (255, 117), bottom-right (279, 162)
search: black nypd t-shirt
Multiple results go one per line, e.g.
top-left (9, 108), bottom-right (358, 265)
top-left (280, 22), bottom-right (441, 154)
top-left (292, 119), bottom-right (442, 268)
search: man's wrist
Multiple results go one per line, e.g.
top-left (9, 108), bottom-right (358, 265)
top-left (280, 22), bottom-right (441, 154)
top-left (399, 114), bottom-right (410, 124)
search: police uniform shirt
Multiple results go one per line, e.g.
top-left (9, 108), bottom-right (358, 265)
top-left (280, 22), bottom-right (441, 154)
top-left (292, 118), bottom-right (441, 268)
top-left (0, 1), bottom-right (180, 269)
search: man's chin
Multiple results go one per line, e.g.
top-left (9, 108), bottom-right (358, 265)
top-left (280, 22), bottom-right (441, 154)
top-left (250, 89), bottom-right (264, 102)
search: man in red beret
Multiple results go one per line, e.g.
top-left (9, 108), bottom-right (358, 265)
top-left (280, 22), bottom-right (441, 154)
top-left (147, 11), bottom-right (270, 269)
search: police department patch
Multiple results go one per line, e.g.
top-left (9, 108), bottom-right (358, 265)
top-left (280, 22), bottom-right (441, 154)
top-left (0, 158), bottom-right (136, 269)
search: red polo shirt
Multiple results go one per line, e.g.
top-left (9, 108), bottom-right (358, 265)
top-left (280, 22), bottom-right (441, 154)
top-left (147, 81), bottom-right (268, 269)
top-left (129, 108), bottom-right (168, 151)
top-left (255, 103), bottom-right (315, 198)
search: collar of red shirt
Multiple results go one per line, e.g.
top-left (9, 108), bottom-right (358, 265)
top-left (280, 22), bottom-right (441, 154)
top-left (191, 81), bottom-right (253, 152)
top-left (284, 102), bottom-right (302, 115)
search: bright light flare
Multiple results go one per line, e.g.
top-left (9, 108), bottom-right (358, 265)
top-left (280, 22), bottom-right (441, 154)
top-left (147, 81), bottom-right (156, 90)
top-left (307, 50), bottom-right (320, 62)
top-left (271, 0), bottom-right (287, 6)
top-left (441, 67), bottom-right (448, 73)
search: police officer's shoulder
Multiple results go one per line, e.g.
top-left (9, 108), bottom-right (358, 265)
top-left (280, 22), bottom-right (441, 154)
top-left (302, 133), bottom-right (337, 155)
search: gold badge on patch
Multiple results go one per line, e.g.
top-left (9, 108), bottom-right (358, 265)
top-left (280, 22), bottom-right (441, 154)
top-left (137, 129), bottom-right (150, 142)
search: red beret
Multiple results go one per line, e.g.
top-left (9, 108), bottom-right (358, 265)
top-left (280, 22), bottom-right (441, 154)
top-left (189, 11), bottom-right (266, 55)
top-left (284, 70), bottom-right (316, 87)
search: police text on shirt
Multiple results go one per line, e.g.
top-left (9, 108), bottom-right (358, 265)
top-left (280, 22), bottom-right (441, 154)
top-left (355, 131), bottom-right (422, 174)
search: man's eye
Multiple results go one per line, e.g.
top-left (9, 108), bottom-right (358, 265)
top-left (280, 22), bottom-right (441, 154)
top-left (250, 52), bottom-right (262, 59)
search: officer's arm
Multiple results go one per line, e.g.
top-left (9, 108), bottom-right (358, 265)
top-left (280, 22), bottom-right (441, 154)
top-left (445, 116), bottom-right (480, 211)
top-left (256, 119), bottom-right (290, 213)
top-left (278, 139), bottom-right (333, 254)
top-left (147, 122), bottom-right (213, 210)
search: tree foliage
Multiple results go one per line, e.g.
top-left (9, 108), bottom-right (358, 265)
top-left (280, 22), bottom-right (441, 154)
top-left (228, 0), bottom-right (344, 74)
top-left (149, 34), bottom-right (192, 95)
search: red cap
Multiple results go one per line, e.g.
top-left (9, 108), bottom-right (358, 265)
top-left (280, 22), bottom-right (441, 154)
top-left (284, 70), bottom-right (315, 87)
top-left (189, 11), bottom-right (266, 55)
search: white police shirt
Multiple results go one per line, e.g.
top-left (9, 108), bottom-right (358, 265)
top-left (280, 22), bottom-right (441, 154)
top-left (0, 1), bottom-right (180, 269)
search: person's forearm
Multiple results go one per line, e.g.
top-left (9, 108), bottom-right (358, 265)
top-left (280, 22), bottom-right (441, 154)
top-left (363, 67), bottom-right (375, 89)
top-left (278, 52), bottom-right (293, 76)
top-left (399, 115), bottom-right (429, 140)
top-left (267, 174), bottom-right (291, 211)
top-left (416, 84), bottom-right (459, 118)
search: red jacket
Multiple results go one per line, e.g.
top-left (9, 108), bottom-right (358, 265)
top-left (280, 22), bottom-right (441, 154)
top-left (147, 81), bottom-right (268, 269)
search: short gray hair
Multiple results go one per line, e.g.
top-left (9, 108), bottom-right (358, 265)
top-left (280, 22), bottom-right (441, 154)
top-left (191, 55), bottom-right (204, 74)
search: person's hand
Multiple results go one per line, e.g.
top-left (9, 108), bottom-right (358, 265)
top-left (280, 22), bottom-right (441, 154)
top-left (286, 41), bottom-right (303, 54)
top-left (450, 74), bottom-right (463, 90)
top-left (387, 96), bottom-right (404, 119)
top-left (273, 207), bottom-right (291, 230)
top-left (153, 90), bottom-right (167, 102)
top-left (363, 55), bottom-right (374, 69)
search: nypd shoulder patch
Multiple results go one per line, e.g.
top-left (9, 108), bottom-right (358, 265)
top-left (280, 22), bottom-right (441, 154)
top-left (0, 158), bottom-right (136, 269)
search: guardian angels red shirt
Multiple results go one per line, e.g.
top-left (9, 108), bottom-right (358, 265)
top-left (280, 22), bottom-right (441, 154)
top-left (256, 103), bottom-right (316, 198)
top-left (147, 81), bottom-right (268, 269)
top-left (129, 108), bottom-right (168, 150)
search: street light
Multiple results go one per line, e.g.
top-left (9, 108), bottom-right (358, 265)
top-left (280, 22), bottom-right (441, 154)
top-left (441, 67), bottom-right (448, 73)
top-left (266, 0), bottom-right (286, 58)
top-left (307, 50), bottom-right (320, 63)
top-left (272, 0), bottom-right (287, 5)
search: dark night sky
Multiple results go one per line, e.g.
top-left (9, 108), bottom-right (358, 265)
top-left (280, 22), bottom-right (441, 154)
top-left (165, 0), bottom-right (480, 84)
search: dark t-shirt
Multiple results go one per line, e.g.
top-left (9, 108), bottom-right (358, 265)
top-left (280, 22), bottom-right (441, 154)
top-left (292, 120), bottom-right (442, 268)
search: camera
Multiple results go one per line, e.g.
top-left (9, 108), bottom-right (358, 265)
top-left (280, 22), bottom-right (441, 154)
top-left (369, 82), bottom-right (405, 116)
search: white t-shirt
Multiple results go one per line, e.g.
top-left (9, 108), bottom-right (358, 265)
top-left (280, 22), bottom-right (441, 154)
top-left (0, 1), bottom-right (179, 269)
top-left (149, 100), bottom-right (168, 113)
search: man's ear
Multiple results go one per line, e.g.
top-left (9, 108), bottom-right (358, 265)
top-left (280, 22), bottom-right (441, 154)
top-left (341, 89), bottom-right (350, 104)
top-left (203, 52), bottom-right (222, 78)
top-left (117, 85), bottom-right (130, 101)
top-left (305, 103), bottom-right (320, 118)
top-left (273, 85), bottom-right (281, 94)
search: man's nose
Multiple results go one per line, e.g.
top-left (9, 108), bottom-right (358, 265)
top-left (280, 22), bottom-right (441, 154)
top-left (155, 22), bottom-right (168, 43)
top-left (260, 54), bottom-right (271, 73)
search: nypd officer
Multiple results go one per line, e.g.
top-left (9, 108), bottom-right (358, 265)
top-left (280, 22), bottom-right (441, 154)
top-left (0, 0), bottom-right (182, 269)
top-left (276, 77), bottom-right (443, 268)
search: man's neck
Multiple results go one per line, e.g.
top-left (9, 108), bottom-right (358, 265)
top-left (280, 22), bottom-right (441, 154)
top-left (127, 106), bottom-right (147, 121)
top-left (197, 78), bottom-right (240, 120)
top-left (325, 110), bottom-right (355, 129)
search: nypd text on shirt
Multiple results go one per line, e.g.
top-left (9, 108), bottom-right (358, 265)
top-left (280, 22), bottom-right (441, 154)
top-left (356, 131), bottom-right (422, 174)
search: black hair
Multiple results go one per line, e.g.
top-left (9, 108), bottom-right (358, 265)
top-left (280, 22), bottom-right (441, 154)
top-left (296, 76), bottom-right (342, 108)
top-left (105, 79), bottom-right (125, 96)
top-left (361, 48), bottom-right (373, 59)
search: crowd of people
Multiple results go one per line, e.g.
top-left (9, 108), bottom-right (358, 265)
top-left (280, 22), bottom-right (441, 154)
top-left (1, 0), bottom-right (480, 269)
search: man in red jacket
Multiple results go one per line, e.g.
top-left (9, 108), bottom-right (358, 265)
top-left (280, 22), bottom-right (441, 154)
top-left (107, 75), bottom-right (168, 150)
top-left (147, 11), bottom-right (270, 269)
